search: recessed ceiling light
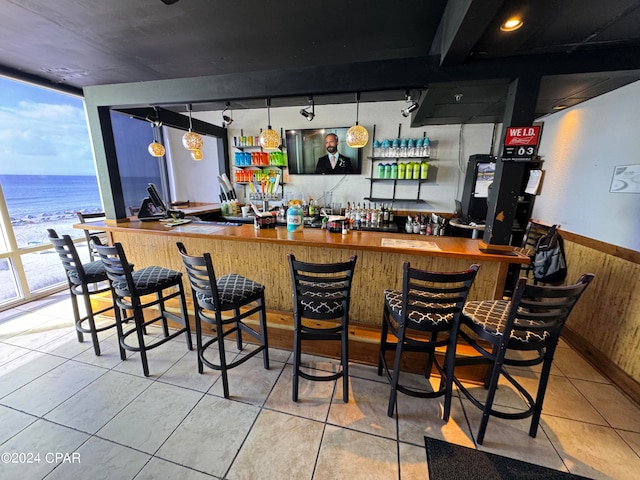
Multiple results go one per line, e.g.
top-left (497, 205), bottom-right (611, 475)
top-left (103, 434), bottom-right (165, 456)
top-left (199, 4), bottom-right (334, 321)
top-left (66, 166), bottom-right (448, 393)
top-left (500, 18), bottom-right (523, 32)
top-left (552, 105), bottom-right (568, 110)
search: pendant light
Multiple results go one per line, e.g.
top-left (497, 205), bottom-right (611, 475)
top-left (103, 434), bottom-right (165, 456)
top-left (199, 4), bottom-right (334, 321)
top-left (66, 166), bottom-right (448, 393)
top-left (147, 108), bottom-right (165, 157)
top-left (258, 98), bottom-right (281, 149)
top-left (182, 104), bottom-right (204, 151)
top-left (346, 92), bottom-right (369, 148)
top-left (191, 148), bottom-right (203, 161)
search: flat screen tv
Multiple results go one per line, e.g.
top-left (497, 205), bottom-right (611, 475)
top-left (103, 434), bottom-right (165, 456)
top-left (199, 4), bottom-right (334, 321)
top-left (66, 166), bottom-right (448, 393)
top-left (285, 127), bottom-right (362, 175)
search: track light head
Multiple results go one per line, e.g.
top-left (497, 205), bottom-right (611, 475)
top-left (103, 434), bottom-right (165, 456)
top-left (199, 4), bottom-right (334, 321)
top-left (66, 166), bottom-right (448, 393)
top-left (299, 96), bottom-right (315, 121)
top-left (401, 101), bottom-right (419, 117)
top-left (222, 102), bottom-right (233, 127)
top-left (300, 108), bottom-right (315, 121)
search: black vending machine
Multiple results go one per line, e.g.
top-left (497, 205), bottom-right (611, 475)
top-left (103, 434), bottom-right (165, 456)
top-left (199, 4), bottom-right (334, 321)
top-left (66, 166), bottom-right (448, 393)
top-left (457, 154), bottom-right (497, 223)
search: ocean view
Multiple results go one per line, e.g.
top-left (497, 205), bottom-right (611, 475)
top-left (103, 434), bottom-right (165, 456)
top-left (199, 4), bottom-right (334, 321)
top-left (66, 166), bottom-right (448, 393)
top-left (1, 174), bottom-right (103, 222)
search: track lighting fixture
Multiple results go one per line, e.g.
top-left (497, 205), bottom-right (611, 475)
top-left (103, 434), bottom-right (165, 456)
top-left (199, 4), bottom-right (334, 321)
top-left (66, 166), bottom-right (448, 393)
top-left (401, 91), bottom-right (419, 117)
top-left (222, 102), bottom-right (233, 127)
top-left (299, 96), bottom-right (315, 121)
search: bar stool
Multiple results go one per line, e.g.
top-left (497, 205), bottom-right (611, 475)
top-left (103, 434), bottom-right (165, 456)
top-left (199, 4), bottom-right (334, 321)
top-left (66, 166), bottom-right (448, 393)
top-left (76, 211), bottom-right (107, 261)
top-left (378, 262), bottom-right (480, 419)
top-left (177, 242), bottom-right (269, 399)
top-left (93, 241), bottom-right (192, 376)
top-left (47, 229), bottom-right (118, 356)
top-left (454, 274), bottom-right (594, 444)
top-left (288, 254), bottom-right (357, 403)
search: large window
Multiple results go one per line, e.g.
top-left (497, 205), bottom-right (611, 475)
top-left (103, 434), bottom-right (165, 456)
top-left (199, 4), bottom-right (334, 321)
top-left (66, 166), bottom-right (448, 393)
top-left (0, 76), bottom-right (101, 306)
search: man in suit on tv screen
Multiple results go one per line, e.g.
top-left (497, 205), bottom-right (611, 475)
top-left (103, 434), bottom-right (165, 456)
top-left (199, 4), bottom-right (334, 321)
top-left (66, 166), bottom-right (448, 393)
top-left (315, 133), bottom-right (353, 174)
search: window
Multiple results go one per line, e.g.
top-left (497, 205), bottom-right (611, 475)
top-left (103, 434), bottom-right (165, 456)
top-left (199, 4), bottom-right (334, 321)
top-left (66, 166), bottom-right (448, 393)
top-left (0, 76), bottom-right (100, 306)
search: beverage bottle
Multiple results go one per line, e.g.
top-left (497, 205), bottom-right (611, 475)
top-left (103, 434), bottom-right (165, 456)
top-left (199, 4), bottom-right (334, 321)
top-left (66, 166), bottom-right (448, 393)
top-left (287, 201), bottom-right (304, 232)
top-left (390, 163), bottom-right (398, 179)
top-left (398, 162), bottom-right (406, 179)
top-left (407, 138), bottom-right (415, 157)
top-left (308, 198), bottom-right (315, 216)
top-left (420, 162), bottom-right (429, 179)
top-left (391, 138), bottom-right (400, 157)
top-left (384, 164), bottom-right (391, 179)
top-left (388, 206), bottom-right (394, 224)
top-left (372, 139), bottom-right (381, 157)
top-left (423, 137), bottom-right (431, 157)
top-left (377, 163), bottom-right (385, 178)
top-left (399, 138), bottom-right (408, 157)
top-left (383, 203), bottom-right (390, 224)
top-left (413, 162), bottom-right (421, 180)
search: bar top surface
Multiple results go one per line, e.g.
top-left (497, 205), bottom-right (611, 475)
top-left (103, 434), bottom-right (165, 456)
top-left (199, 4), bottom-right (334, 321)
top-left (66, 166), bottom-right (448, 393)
top-left (77, 219), bottom-right (529, 264)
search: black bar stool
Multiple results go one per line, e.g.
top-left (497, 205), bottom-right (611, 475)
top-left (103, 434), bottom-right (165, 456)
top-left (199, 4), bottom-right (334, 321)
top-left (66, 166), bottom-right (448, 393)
top-left (378, 262), bottom-right (480, 419)
top-left (454, 274), bottom-right (594, 444)
top-left (47, 229), bottom-right (119, 356)
top-left (93, 241), bottom-right (192, 376)
top-left (177, 242), bottom-right (269, 399)
top-left (288, 254), bottom-right (357, 403)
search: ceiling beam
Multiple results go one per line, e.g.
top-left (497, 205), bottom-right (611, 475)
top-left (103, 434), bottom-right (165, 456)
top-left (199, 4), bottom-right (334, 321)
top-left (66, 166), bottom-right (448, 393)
top-left (432, 0), bottom-right (506, 66)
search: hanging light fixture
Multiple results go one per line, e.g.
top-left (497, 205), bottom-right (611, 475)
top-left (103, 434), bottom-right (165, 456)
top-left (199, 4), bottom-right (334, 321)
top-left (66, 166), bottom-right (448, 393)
top-left (222, 101), bottom-right (233, 127)
top-left (147, 108), bottom-right (165, 157)
top-left (258, 98), bottom-right (281, 149)
top-left (182, 104), bottom-right (204, 151)
top-left (191, 148), bottom-right (203, 161)
top-left (346, 92), bottom-right (369, 148)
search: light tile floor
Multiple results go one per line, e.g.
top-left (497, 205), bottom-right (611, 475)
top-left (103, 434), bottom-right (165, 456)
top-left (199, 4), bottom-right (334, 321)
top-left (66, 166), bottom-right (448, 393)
top-left (1, 291), bottom-right (639, 479)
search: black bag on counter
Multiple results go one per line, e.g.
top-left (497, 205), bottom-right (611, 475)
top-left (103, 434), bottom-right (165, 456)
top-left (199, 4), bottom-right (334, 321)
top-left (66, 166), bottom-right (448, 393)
top-left (533, 224), bottom-right (567, 284)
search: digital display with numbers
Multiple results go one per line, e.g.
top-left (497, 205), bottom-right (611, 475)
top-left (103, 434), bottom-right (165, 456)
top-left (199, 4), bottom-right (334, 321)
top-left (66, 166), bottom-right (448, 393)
top-left (502, 126), bottom-right (541, 161)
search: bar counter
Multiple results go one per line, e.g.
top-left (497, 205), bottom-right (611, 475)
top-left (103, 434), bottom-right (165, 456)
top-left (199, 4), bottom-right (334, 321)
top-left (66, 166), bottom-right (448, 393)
top-left (77, 219), bottom-right (529, 326)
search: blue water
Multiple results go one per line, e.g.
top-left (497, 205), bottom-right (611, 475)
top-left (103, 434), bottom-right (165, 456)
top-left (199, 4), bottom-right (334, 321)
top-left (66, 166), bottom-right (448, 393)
top-left (1, 174), bottom-right (103, 220)
top-left (1, 174), bottom-right (162, 224)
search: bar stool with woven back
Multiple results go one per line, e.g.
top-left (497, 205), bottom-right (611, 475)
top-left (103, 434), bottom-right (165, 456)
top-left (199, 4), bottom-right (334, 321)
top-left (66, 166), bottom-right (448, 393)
top-left (176, 242), bottom-right (269, 399)
top-left (288, 254), bottom-right (357, 403)
top-left (93, 240), bottom-right (192, 376)
top-left (76, 211), bottom-right (107, 262)
top-left (377, 262), bottom-right (480, 419)
top-left (47, 229), bottom-right (118, 356)
top-left (454, 273), bottom-right (594, 444)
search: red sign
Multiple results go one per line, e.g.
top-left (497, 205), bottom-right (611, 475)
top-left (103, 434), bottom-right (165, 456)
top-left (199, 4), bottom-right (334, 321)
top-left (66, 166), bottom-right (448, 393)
top-left (505, 126), bottom-right (541, 146)
top-left (502, 126), bottom-right (541, 160)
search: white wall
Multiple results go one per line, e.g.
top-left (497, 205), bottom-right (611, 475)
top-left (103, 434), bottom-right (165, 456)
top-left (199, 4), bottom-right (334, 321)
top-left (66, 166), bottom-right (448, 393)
top-left (165, 127), bottom-right (223, 203)
top-left (534, 80), bottom-right (640, 252)
top-left (194, 101), bottom-right (496, 213)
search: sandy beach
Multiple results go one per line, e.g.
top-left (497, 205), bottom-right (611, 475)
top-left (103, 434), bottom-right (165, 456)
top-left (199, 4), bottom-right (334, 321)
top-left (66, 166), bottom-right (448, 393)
top-left (1, 210), bottom-right (102, 304)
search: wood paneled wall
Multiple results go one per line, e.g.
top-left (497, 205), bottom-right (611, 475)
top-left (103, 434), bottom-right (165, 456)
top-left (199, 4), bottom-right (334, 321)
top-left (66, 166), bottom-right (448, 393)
top-left (558, 229), bottom-right (640, 403)
top-left (111, 231), bottom-right (501, 326)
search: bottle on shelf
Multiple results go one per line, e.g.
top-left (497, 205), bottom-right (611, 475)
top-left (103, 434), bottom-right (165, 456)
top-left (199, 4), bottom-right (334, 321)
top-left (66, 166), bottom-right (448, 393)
top-left (398, 162), bottom-right (406, 179)
top-left (422, 137), bottom-right (431, 157)
top-left (412, 162), bottom-right (421, 179)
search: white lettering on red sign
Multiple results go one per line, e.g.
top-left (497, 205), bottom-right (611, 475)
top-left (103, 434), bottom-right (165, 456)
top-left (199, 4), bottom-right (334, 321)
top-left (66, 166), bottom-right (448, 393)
top-left (505, 126), bottom-right (540, 146)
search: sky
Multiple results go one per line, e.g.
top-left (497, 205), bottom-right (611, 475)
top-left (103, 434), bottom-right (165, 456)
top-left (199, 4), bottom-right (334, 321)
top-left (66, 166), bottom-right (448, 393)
top-left (0, 75), bottom-right (96, 176)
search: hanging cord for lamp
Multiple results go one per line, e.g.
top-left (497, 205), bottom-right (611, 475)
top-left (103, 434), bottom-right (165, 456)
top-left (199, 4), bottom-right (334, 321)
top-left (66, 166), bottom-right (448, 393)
top-left (346, 92), bottom-right (368, 148)
top-left (182, 103), bottom-right (204, 153)
top-left (147, 108), bottom-right (165, 157)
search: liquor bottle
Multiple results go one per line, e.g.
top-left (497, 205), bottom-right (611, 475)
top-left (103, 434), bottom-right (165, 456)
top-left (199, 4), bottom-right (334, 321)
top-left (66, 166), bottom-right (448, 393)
top-left (383, 203), bottom-right (390, 224)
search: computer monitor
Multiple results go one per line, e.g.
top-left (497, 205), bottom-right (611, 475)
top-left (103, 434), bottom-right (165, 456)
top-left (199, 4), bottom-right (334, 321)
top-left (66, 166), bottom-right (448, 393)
top-left (146, 183), bottom-right (168, 213)
top-left (137, 183), bottom-right (168, 221)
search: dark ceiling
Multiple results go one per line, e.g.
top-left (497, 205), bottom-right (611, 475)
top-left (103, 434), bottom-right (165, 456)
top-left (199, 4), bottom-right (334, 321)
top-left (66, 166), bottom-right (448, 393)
top-left (1, 0), bottom-right (639, 125)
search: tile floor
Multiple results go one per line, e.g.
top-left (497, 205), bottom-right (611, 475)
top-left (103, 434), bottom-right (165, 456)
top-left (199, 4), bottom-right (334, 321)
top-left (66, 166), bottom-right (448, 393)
top-left (1, 291), bottom-right (639, 479)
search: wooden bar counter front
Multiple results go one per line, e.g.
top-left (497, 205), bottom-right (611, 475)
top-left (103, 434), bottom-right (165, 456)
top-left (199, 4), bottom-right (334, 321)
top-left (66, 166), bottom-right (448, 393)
top-left (77, 219), bottom-right (529, 375)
